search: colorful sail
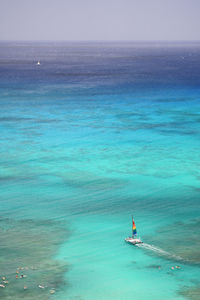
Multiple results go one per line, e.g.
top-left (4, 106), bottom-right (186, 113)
top-left (132, 218), bottom-right (137, 237)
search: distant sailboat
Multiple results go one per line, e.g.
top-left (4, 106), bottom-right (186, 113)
top-left (36, 61), bottom-right (41, 65)
top-left (125, 217), bottom-right (142, 245)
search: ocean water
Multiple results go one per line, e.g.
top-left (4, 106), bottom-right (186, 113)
top-left (0, 41), bottom-right (200, 300)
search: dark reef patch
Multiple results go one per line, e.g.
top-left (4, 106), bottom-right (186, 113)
top-left (154, 97), bottom-right (196, 103)
top-left (0, 117), bottom-right (32, 122)
top-left (146, 219), bottom-right (200, 265)
top-left (179, 285), bottom-right (200, 300)
top-left (158, 129), bottom-right (199, 136)
top-left (0, 175), bottom-right (18, 182)
top-left (145, 264), bottom-right (162, 269)
top-left (0, 218), bottom-right (68, 300)
top-left (0, 116), bottom-right (60, 124)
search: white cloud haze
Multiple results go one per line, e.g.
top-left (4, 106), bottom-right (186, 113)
top-left (0, 0), bottom-right (200, 40)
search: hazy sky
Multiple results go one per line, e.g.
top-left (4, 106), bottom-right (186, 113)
top-left (0, 0), bottom-right (200, 41)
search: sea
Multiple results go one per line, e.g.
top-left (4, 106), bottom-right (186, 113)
top-left (0, 41), bottom-right (200, 300)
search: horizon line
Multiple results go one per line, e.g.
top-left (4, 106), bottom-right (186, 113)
top-left (0, 39), bottom-right (200, 43)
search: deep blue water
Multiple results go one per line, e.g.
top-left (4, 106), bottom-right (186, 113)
top-left (0, 41), bottom-right (200, 300)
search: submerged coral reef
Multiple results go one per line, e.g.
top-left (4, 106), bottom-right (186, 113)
top-left (0, 218), bottom-right (68, 299)
top-left (144, 219), bottom-right (200, 300)
top-left (179, 286), bottom-right (200, 300)
top-left (146, 219), bottom-right (200, 265)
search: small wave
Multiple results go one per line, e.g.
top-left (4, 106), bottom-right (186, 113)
top-left (136, 243), bottom-right (183, 261)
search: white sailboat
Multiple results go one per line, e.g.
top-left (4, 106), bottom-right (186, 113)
top-left (125, 217), bottom-right (143, 245)
top-left (36, 61), bottom-right (41, 65)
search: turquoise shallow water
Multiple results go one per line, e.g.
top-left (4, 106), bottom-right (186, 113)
top-left (0, 42), bottom-right (200, 299)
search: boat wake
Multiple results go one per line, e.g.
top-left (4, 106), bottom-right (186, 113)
top-left (136, 243), bottom-right (183, 262)
top-left (126, 217), bottom-right (184, 262)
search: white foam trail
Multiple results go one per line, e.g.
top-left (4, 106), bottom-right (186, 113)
top-left (136, 243), bottom-right (183, 261)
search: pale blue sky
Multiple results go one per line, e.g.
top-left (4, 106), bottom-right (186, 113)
top-left (0, 0), bottom-right (200, 41)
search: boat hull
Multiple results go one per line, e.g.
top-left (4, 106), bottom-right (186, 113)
top-left (125, 237), bottom-right (143, 245)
